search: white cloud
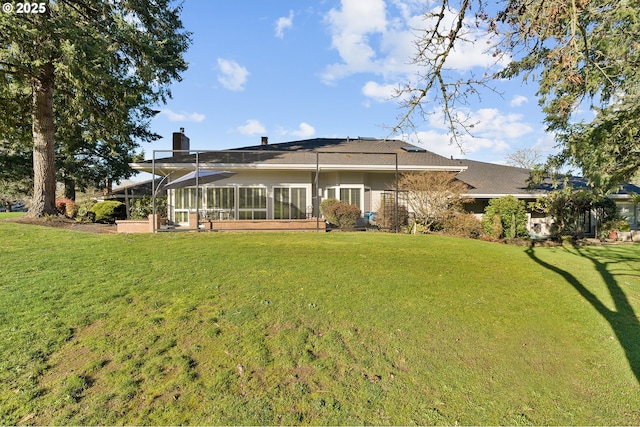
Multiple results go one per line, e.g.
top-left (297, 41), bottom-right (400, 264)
top-left (468, 108), bottom-right (533, 139)
top-left (321, 0), bottom-right (505, 85)
top-left (237, 119), bottom-right (266, 136)
top-left (290, 122), bottom-right (316, 138)
top-left (400, 104), bottom-right (535, 158)
top-left (160, 109), bottom-right (205, 123)
top-left (361, 81), bottom-right (397, 102)
top-left (425, 107), bottom-right (532, 140)
top-left (533, 132), bottom-right (559, 154)
top-left (407, 130), bottom-right (511, 159)
top-left (275, 10), bottom-right (294, 38)
top-left (510, 95), bottom-right (529, 107)
top-left (322, 0), bottom-right (388, 83)
top-left (217, 58), bottom-right (249, 91)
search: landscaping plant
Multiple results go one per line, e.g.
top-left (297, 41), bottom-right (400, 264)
top-left (482, 195), bottom-right (528, 238)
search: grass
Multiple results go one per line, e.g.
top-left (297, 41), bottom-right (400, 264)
top-left (1, 214), bottom-right (639, 425)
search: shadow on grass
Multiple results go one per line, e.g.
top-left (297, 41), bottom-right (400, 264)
top-left (525, 245), bottom-right (640, 385)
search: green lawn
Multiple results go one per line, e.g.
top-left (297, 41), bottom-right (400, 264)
top-left (1, 217), bottom-right (639, 425)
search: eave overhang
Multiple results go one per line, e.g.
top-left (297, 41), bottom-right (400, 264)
top-left (130, 162), bottom-right (467, 176)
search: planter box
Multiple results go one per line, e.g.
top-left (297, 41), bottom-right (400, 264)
top-left (116, 214), bottom-right (164, 233)
top-left (201, 218), bottom-right (326, 232)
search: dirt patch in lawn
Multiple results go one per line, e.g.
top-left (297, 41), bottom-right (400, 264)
top-left (3, 216), bottom-right (117, 234)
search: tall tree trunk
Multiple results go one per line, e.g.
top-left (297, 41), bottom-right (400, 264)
top-left (27, 62), bottom-right (57, 217)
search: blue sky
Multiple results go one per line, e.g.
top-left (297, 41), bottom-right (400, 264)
top-left (145, 0), bottom-right (556, 165)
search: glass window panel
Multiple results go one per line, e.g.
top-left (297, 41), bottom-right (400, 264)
top-left (175, 188), bottom-right (197, 209)
top-left (206, 187), bottom-right (234, 210)
top-left (275, 187), bottom-right (306, 219)
top-left (238, 187), bottom-right (267, 219)
top-left (340, 188), bottom-right (361, 208)
top-left (239, 188), bottom-right (266, 209)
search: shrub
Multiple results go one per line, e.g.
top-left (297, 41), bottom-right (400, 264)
top-left (320, 198), bottom-right (340, 226)
top-left (482, 196), bottom-right (528, 238)
top-left (600, 218), bottom-right (631, 240)
top-left (323, 201), bottom-right (361, 229)
top-left (55, 198), bottom-right (78, 218)
top-left (130, 196), bottom-right (168, 220)
top-left (89, 201), bottom-right (127, 224)
top-left (76, 200), bottom-right (97, 223)
top-left (441, 212), bottom-right (483, 239)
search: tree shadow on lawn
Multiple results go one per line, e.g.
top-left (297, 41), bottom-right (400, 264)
top-left (525, 245), bottom-right (640, 385)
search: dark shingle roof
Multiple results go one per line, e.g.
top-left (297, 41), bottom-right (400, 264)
top-left (456, 159), bottom-right (640, 197)
top-left (455, 159), bottom-right (539, 196)
top-left (144, 138), bottom-right (464, 170)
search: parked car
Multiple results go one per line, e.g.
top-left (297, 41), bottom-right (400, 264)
top-left (0, 202), bottom-right (27, 212)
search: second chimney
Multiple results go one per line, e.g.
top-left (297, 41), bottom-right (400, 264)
top-left (261, 136), bottom-right (268, 146)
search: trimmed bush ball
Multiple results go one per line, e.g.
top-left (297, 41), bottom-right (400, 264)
top-left (89, 201), bottom-right (127, 223)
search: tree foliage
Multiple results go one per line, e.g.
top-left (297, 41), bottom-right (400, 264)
top-left (530, 188), bottom-right (620, 239)
top-left (0, 0), bottom-right (190, 216)
top-left (482, 195), bottom-right (528, 238)
top-left (0, 142), bottom-right (32, 210)
top-left (396, 0), bottom-right (640, 190)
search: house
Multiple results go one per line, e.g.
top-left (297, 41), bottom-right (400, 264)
top-left (455, 159), bottom-right (640, 236)
top-left (130, 132), bottom-right (466, 230)
top-left (130, 131), bottom-right (639, 234)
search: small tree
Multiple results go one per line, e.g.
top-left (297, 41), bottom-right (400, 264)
top-left (398, 171), bottom-right (470, 230)
top-left (505, 148), bottom-right (542, 169)
top-left (531, 189), bottom-right (602, 239)
top-left (482, 196), bottom-right (528, 239)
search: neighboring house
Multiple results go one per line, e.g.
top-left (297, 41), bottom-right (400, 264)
top-left (130, 131), bottom-right (639, 234)
top-left (455, 159), bottom-right (640, 236)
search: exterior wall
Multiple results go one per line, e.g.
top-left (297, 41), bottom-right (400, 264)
top-left (169, 170), bottom-right (399, 226)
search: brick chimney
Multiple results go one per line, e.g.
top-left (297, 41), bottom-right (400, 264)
top-left (173, 128), bottom-right (190, 155)
top-left (261, 136), bottom-right (268, 146)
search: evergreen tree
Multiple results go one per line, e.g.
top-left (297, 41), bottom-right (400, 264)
top-left (0, 1), bottom-right (190, 215)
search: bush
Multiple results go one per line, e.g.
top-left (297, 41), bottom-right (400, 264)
top-left (55, 198), bottom-right (78, 218)
top-left (323, 201), bottom-right (361, 228)
top-left (482, 196), bottom-right (528, 238)
top-left (441, 212), bottom-right (483, 239)
top-left (76, 200), bottom-right (97, 223)
top-left (130, 196), bottom-right (167, 220)
top-left (600, 218), bottom-right (631, 239)
top-left (89, 201), bottom-right (127, 223)
top-left (320, 198), bottom-right (340, 226)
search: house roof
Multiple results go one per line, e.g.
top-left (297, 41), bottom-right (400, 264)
top-left (131, 138), bottom-right (467, 175)
top-left (456, 159), bottom-right (640, 199)
top-left (455, 159), bottom-right (543, 198)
